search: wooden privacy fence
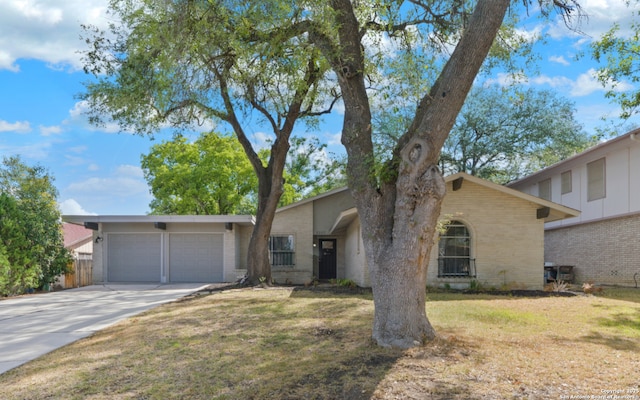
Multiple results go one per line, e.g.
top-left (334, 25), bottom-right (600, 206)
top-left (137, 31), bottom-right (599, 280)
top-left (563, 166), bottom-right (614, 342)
top-left (64, 253), bottom-right (93, 288)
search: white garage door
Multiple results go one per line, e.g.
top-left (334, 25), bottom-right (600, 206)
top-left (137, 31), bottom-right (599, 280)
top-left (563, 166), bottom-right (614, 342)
top-left (108, 234), bottom-right (161, 282)
top-left (169, 234), bottom-right (224, 282)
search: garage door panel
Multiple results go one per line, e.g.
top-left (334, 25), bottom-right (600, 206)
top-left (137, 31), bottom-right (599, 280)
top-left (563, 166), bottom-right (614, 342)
top-left (108, 234), bottom-right (161, 282)
top-left (169, 234), bottom-right (223, 282)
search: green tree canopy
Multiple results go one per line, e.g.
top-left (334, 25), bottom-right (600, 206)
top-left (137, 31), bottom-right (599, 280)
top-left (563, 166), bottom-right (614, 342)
top-left (441, 86), bottom-right (596, 183)
top-left (81, 0), bottom-right (337, 284)
top-left (141, 132), bottom-right (346, 215)
top-left (375, 86), bottom-right (595, 183)
top-left (142, 132), bottom-right (257, 215)
top-left (592, 0), bottom-right (640, 119)
top-left (0, 156), bottom-right (72, 296)
top-left (271, 136), bottom-right (346, 205)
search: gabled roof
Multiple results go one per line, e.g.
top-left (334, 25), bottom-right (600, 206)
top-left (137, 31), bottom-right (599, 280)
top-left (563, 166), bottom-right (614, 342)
top-left (276, 186), bottom-right (350, 213)
top-left (446, 172), bottom-right (579, 222)
top-left (508, 128), bottom-right (640, 187)
top-left (326, 172), bottom-right (579, 233)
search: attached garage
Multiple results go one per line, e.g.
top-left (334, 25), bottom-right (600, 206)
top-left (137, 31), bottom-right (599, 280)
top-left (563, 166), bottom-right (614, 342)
top-left (63, 215), bottom-right (254, 285)
top-left (169, 234), bottom-right (224, 282)
top-left (108, 233), bottom-right (162, 282)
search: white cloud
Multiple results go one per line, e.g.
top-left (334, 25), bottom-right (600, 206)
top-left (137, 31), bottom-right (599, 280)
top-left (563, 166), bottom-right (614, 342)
top-left (67, 175), bottom-right (148, 198)
top-left (571, 68), bottom-right (634, 96)
top-left (67, 100), bottom-right (196, 136)
top-left (487, 69), bottom-right (634, 98)
top-left (66, 163), bottom-right (148, 199)
top-left (570, 69), bottom-right (604, 96)
top-left (326, 131), bottom-right (342, 146)
top-left (61, 162), bottom-right (153, 214)
top-left (115, 164), bottom-right (144, 178)
top-left (514, 25), bottom-right (543, 43)
top-left (0, 119), bottom-right (31, 133)
top-left (64, 145), bottom-right (91, 167)
top-left (251, 131), bottom-right (272, 150)
top-left (0, 140), bottom-right (53, 160)
top-left (0, 0), bottom-right (110, 71)
top-left (549, 55), bottom-right (570, 66)
top-left (69, 145), bottom-right (88, 153)
top-left (39, 125), bottom-right (63, 136)
top-left (59, 198), bottom-right (96, 215)
top-left (529, 74), bottom-right (574, 89)
top-left (65, 100), bottom-right (122, 133)
top-left (64, 154), bottom-right (88, 166)
top-left (484, 72), bottom-right (527, 87)
top-left (546, 0), bottom-right (634, 41)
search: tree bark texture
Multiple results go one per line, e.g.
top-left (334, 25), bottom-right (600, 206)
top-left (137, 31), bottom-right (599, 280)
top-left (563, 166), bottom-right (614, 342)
top-left (331, 0), bottom-right (510, 347)
top-left (245, 141), bottom-right (289, 285)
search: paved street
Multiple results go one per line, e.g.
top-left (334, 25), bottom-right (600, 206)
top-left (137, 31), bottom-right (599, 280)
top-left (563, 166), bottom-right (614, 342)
top-left (0, 284), bottom-right (210, 375)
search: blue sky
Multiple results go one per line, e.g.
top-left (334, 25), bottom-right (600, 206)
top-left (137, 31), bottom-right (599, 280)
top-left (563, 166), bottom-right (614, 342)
top-left (1, 0), bottom-right (639, 216)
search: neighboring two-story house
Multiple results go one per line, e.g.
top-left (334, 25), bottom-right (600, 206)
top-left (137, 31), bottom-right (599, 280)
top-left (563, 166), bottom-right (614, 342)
top-left (508, 129), bottom-right (640, 287)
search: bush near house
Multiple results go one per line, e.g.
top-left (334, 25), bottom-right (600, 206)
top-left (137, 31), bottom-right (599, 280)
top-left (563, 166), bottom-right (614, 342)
top-left (0, 157), bottom-right (72, 296)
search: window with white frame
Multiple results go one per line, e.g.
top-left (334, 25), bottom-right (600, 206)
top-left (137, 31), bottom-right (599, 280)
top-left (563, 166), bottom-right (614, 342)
top-left (561, 170), bottom-right (572, 194)
top-left (538, 178), bottom-right (551, 201)
top-left (438, 221), bottom-right (475, 277)
top-left (587, 158), bottom-right (606, 201)
top-left (269, 235), bottom-right (295, 266)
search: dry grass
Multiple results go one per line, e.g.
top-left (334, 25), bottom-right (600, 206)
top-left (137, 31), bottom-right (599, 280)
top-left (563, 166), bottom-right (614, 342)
top-left (0, 287), bottom-right (639, 399)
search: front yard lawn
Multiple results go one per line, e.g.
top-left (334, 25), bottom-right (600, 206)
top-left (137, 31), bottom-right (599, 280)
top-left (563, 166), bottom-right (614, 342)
top-left (0, 286), bottom-right (638, 399)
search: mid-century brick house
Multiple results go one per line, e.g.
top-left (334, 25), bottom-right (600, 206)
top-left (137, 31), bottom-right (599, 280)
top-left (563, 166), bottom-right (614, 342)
top-left (268, 172), bottom-right (578, 289)
top-left (508, 129), bottom-right (640, 287)
top-left (64, 172), bottom-right (578, 289)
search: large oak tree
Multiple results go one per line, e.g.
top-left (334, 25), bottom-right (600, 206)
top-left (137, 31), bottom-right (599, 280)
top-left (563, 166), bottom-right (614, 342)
top-left (81, 0), bottom-right (338, 285)
top-left (82, 0), bottom-right (582, 348)
top-left (308, 0), bottom-right (580, 347)
top-left (440, 86), bottom-right (596, 183)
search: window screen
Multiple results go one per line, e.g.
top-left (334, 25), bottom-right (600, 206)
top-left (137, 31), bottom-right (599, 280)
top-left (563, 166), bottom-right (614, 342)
top-left (561, 171), bottom-right (572, 195)
top-left (587, 158), bottom-right (605, 201)
top-left (538, 179), bottom-right (551, 201)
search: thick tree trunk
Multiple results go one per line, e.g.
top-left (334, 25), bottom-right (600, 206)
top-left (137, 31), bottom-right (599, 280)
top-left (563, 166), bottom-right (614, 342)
top-left (369, 163), bottom-right (446, 347)
top-left (330, 0), bottom-right (510, 347)
top-left (245, 159), bottom-right (287, 285)
top-left (246, 213), bottom-right (274, 284)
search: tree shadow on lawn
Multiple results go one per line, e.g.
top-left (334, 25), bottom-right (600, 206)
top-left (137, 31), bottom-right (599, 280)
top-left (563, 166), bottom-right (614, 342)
top-left (197, 292), bottom-right (404, 400)
top-left (0, 289), bottom-right (404, 400)
top-left (286, 287), bottom-right (488, 399)
top-left (288, 285), bottom-right (373, 300)
top-left (580, 331), bottom-right (639, 351)
top-left (0, 286), bottom-right (495, 400)
top-left (583, 307), bottom-right (640, 351)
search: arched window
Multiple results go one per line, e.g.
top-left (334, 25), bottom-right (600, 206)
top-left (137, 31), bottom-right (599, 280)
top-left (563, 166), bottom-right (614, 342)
top-left (438, 220), bottom-right (475, 277)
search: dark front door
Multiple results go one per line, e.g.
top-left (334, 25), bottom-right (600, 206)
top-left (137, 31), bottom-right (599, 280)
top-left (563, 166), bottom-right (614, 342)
top-left (318, 239), bottom-right (337, 280)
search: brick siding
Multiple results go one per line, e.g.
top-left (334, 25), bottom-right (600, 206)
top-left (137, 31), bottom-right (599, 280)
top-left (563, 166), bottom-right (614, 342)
top-left (545, 213), bottom-right (640, 287)
top-left (427, 180), bottom-right (545, 290)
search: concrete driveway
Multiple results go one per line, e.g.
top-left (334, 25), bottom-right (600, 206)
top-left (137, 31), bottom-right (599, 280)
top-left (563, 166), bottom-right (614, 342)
top-left (0, 283), bottom-right (212, 375)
